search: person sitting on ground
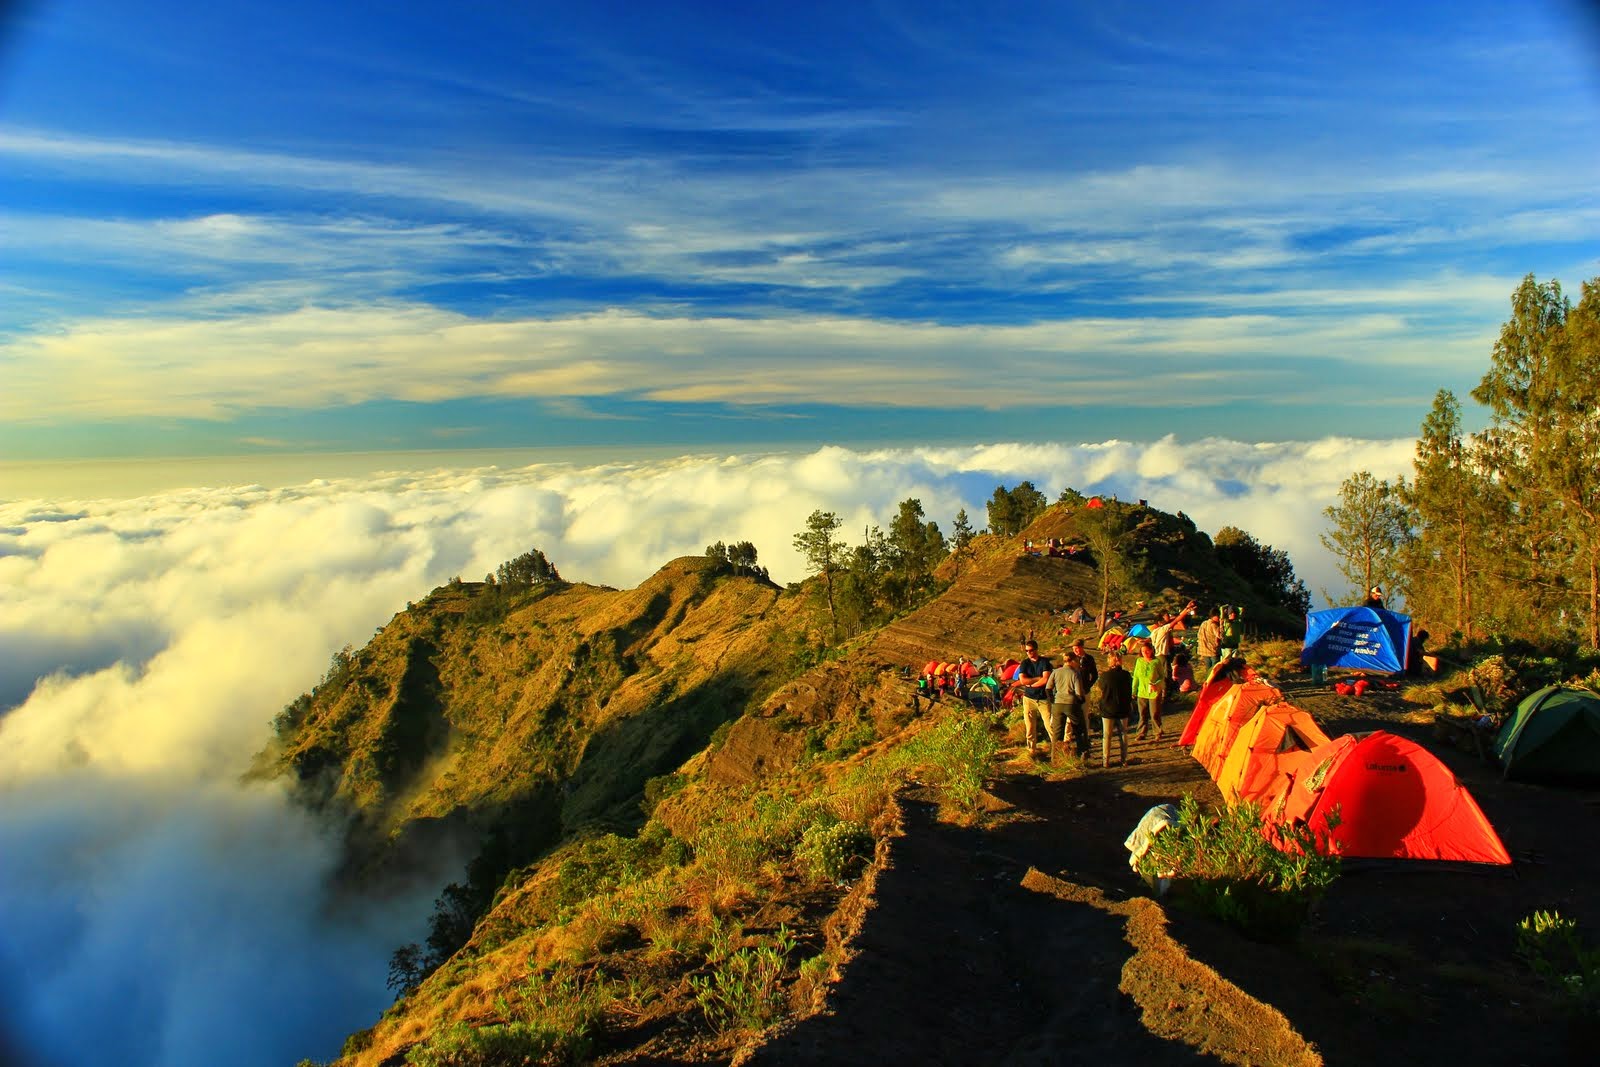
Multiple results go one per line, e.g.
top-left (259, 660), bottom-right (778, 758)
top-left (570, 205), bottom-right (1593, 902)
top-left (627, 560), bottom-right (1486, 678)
top-left (1170, 643), bottom-right (1196, 693)
top-left (1096, 651), bottom-right (1135, 767)
top-left (1406, 631), bottom-right (1432, 676)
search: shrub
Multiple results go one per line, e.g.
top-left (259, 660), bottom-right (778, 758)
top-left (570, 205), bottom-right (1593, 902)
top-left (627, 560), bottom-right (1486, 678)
top-left (1136, 795), bottom-right (1341, 942)
top-left (405, 1020), bottom-right (574, 1066)
top-left (1517, 909), bottom-right (1600, 1015)
top-left (553, 824), bottom-right (690, 911)
top-left (795, 821), bottom-right (873, 883)
top-left (901, 712), bottom-right (999, 811)
top-left (690, 925), bottom-right (796, 1033)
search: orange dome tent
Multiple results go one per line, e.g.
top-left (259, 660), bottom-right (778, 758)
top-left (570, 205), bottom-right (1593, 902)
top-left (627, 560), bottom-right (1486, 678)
top-left (1263, 731), bottom-right (1511, 865)
top-left (1214, 703), bottom-right (1330, 806)
top-left (1178, 675), bottom-right (1236, 745)
top-left (1191, 681), bottom-right (1285, 781)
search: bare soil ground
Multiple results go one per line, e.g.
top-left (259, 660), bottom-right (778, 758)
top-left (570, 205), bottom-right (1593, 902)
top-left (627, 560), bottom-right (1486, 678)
top-left (748, 672), bottom-right (1600, 1066)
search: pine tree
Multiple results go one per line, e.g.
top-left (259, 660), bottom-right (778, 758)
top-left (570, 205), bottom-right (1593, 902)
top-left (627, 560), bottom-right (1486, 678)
top-left (1472, 274), bottom-right (1600, 647)
top-left (1407, 390), bottom-right (1491, 638)
top-left (1320, 471), bottom-right (1412, 604)
top-left (794, 510), bottom-right (845, 642)
top-left (949, 508), bottom-right (976, 579)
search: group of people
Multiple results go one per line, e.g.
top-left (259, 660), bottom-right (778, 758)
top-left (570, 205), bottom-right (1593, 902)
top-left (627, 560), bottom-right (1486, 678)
top-left (908, 600), bottom-right (1249, 770)
top-left (1009, 600), bottom-right (1240, 768)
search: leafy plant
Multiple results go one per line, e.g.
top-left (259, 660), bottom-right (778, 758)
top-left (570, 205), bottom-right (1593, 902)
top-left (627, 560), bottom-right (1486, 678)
top-left (794, 820), bottom-right (873, 883)
top-left (1136, 795), bottom-right (1342, 942)
top-left (405, 1020), bottom-right (574, 1066)
top-left (690, 925), bottom-right (797, 1033)
top-left (1517, 909), bottom-right (1600, 1014)
top-left (900, 712), bottom-right (1000, 811)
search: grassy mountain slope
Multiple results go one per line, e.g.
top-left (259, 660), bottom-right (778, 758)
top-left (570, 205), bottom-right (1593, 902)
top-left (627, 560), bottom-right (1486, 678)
top-left (272, 499), bottom-right (1348, 1066)
top-left (262, 556), bottom-right (824, 885)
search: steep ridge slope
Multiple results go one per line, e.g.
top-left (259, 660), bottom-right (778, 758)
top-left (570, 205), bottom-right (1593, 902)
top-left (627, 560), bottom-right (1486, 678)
top-left (261, 555), bottom-right (819, 882)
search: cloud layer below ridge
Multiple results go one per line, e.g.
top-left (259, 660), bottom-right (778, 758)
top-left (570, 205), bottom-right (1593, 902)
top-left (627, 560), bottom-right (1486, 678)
top-left (0, 437), bottom-right (1415, 1066)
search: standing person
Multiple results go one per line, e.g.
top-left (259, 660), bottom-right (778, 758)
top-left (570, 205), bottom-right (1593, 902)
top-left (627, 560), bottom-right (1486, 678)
top-left (1071, 638), bottom-right (1100, 740)
top-left (1148, 600), bottom-right (1196, 658)
top-left (1363, 586), bottom-right (1385, 610)
top-left (1051, 651), bottom-right (1091, 758)
top-left (1219, 608), bottom-right (1243, 661)
top-left (1096, 651), bottom-right (1134, 767)
top-left (1131, 640), bottom-right (1169, 740)
top-left (1195, 607), bottom-right (1223, 677)
top-left (1008, 639), bottom-right (1056, 759)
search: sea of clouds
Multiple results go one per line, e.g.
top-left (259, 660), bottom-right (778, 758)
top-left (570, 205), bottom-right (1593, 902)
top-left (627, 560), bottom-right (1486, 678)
top-left (0, 437), bottom-right (1414, 1066)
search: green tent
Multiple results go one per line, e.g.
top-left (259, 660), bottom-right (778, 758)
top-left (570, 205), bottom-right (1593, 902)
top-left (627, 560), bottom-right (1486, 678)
top-left (1494, 685), bottom-right (1600, 784)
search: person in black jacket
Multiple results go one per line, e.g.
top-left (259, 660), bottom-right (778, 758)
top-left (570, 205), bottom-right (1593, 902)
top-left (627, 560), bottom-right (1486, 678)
top-left (1096, 651), bottom-right (1135, 768)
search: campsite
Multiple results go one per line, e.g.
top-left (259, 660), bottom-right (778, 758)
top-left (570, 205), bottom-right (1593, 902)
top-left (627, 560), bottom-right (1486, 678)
top-left (753, 652), bottom-right (1600, 1066)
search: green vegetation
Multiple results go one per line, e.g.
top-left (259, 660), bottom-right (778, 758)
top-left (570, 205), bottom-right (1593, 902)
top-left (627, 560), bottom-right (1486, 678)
top-left (1517, 909), bottom-right (1600, 1016)
top-left (985, 480), bottom-right (1048, 537)
top-left (1323, 273), bottom-right (1600, 650)
top-left (1136, 795), bottom-right (1342, 943)
top-left (896, 713), bottom-right (1000, 814)
top-left (690, 925), bottom-right (797, 1033)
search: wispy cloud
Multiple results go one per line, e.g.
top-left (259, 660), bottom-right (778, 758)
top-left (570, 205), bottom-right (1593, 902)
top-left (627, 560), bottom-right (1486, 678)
top-left (0, 301), bottom-right (1499, 424)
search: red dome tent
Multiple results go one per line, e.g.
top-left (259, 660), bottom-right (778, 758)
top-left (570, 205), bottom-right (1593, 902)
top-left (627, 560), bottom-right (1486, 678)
top-left (1263, 731), bottom-right (1511, 865)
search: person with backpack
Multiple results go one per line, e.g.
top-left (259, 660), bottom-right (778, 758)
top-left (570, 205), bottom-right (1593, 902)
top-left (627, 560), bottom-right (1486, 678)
top-left (1096, 651), bottom-right (1134, 767)
top-left (1072, 638), bottom-right (1099, 740)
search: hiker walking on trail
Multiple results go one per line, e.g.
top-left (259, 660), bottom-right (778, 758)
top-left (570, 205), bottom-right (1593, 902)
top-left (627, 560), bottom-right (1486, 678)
top-left (1096, 651), bottom-right (1134, 767)
top-left (1050, 651), bottom-right (1091, 758)
top-left (1132, 640), bottom-right (1168, 740)
top-left (1009, 639), bottom-right (1057, 759)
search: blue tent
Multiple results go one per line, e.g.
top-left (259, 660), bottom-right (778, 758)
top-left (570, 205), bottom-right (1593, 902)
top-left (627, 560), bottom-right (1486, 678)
top-left (1126, 622), bottom-right (1152, 639)
top-left (1300, 606), bottom-right (1410, 673)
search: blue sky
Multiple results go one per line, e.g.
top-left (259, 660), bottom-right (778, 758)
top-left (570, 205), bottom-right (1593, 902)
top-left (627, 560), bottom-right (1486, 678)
top-left (2, 0), bottom-right (1598, 460)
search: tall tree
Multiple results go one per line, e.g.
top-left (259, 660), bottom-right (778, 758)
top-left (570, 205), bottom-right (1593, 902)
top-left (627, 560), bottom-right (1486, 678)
top-left (1472, 274), bottom-right (1600, 647)
top-left (888, 497), bottom-right (945, 600)
top-left (794, 510), bottom-right (845, 642)
top-left (1320, 471), bottom-right (1412, 603)
top-left (1407, 390), bottom-right (1489, 638)
top-left (1079, 502), bottom-right (1149, 634)
top-left (949, 508), bottom-right (977, 579)
top-left (1213, 526), bottom-right (1311, 616)
top-left (985, 481), bottom-right (1048, 538)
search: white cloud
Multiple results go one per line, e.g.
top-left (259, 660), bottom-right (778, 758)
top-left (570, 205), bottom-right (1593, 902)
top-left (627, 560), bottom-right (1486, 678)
top-left (0, 436), bottom-right (1416, 1066)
